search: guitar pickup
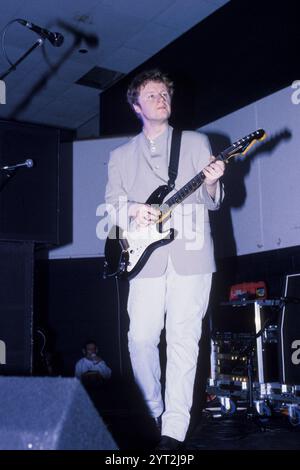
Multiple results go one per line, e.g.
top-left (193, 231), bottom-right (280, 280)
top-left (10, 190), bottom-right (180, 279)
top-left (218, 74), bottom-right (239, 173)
top-left (120, 238), bottom-right (129, 251)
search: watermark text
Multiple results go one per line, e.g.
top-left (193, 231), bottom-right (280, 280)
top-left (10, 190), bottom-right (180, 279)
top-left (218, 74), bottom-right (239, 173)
top-left (0, 80), bottom-right (6, 104)
top-left (0, 340), bottom-right (6, 364)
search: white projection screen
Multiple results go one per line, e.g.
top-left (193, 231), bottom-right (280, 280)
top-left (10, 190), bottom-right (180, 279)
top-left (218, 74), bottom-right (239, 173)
top-left (201, 85), bottom-right (299, 257)
top-left (49, 136), bottom-right (129, 259)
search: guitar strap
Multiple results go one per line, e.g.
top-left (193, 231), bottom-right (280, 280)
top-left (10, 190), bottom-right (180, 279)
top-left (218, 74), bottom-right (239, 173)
top-left (167, 128), bottom-right (182, 190)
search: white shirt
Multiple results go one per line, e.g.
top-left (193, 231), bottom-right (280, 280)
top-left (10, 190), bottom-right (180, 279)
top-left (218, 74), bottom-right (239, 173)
top-left (75, 357), bottom-right (112, 380)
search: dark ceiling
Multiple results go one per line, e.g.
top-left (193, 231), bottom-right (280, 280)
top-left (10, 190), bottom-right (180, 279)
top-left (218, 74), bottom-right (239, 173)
top-left (100, 0), bottom-right (299, 136)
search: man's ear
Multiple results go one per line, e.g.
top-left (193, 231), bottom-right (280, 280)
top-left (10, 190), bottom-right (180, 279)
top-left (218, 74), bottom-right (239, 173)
top-left (133, 103), bottom-right (141, 115)
top-left (82, 348), bottom-right (86, 355)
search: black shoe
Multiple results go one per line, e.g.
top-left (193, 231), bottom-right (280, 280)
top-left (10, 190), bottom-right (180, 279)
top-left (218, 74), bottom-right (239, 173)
top-left (155, 435), bottom-right (182, 451)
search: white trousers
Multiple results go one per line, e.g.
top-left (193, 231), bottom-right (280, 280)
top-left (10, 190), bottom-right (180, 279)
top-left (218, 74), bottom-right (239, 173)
top-left (127, 258), bottom-right (212, 442)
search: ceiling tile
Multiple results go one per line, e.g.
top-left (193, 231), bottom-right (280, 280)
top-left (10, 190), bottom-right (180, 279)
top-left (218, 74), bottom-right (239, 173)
top-left (100, 47), bottom-right (149, 74)
top-left (101, 0), bottom-right (175, 20)
top-left (0, 0), bottom-right (26, 30)
top-left (88, 3), bottom-right (147, 44)
top-left (155, 0), bottom-right (221, 29)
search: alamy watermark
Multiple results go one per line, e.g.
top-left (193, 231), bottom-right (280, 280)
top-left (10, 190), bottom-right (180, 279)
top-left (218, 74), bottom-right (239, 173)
top-left (0, 340), bottom-right (6, 364)
top-left (96, 198), bottom-right (207, 251)
top-left (0, 80), bottom-right (6, 104)
top-left (291, 80), bottom-right (300, 104)
top-left (291, 339), bottom-right (300, 365)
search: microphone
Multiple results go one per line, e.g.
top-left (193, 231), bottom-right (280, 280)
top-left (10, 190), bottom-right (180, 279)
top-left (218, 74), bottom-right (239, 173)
top-left (17, 19), bottom-right (64, 47)
top-left (1, 159), bottom-right (34, 171)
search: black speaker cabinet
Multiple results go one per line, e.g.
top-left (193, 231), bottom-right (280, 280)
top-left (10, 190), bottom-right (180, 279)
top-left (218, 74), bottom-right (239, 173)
top-left (0, 120), bottom-right (59, 243)
top-left (0, 241), bottom-right (34, 374)
top-left (280, 274), bottom-right (300, 385)
top-left (0, 377), bottom-right (118, 450)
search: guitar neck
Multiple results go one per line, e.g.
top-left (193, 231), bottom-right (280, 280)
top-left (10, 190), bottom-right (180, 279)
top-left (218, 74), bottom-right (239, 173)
top-left (158, 128), bottom-right (266, 218)
top-left (159, 152), bottom-right (224, 215)
top-left (160, 170), bottom-right (206, 215)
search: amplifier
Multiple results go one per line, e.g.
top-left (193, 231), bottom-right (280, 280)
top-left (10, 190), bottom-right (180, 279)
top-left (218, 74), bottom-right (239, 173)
top-left (280, 274), bottom-right (300, 385)
top-left (210, 332), bottom-right (256, 382)
top-left (210, 300), bottom-right (281, 384)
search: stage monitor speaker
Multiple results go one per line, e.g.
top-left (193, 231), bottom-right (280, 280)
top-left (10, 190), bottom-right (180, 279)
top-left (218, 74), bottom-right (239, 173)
top-left (0, 377), bottom-right (118, 450)
top-left (280, 274), bottom-right (300, 384)
top-left (0, 241), bottom-right (34, 374)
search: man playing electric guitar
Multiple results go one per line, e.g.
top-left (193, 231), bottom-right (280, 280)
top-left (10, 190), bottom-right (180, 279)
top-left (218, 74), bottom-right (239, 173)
top-left (105, 69), bottom-right (225, 450)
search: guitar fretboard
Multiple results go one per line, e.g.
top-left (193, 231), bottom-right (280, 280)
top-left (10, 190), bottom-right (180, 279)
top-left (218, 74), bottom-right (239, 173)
top-left (160, 170), bottom-right (206, 214)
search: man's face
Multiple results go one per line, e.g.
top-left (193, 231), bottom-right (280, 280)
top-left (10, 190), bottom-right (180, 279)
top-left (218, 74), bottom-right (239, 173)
top-left (85, 343), bottom-right (97, 358)
top-left (133, 80), bottom-right (171, 125)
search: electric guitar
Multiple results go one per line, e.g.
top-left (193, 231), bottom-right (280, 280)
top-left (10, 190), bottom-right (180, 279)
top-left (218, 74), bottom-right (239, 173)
top-left (104, 129), bottom-right (266, 280)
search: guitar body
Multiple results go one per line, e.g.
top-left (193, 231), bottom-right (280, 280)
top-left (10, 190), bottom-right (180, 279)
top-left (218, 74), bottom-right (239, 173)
top-left (104, 184), bottom-right (175, 280)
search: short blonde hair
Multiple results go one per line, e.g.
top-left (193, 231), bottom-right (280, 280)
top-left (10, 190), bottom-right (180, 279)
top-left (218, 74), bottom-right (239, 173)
top-left (127, 69), bottom-right (174, 111)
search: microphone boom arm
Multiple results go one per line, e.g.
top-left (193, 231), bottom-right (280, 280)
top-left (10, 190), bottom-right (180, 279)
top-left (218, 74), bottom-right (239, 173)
top-left (0, 38), bottom-right (43, 80)
top-left (0, 159), bottom-right (34, 171)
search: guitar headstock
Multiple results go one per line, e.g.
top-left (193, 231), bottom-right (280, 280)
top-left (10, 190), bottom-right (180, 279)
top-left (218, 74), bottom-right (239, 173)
top-left (219, 129), bottom-right (266, 162)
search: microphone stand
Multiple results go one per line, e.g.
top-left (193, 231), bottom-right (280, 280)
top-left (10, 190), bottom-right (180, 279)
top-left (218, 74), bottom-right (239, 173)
top-left (0, 161), bottom-right (33, 191)
top-left (0, 38), bottom-right (44, 80)
top-left (9, 35), bottom-right (82, 120)
top-left (0, 169), bottom-right (15, 192)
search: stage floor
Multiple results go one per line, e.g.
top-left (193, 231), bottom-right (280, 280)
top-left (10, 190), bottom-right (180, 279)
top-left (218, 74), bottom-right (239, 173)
top-left (83, 378), bottom-right (300, 451)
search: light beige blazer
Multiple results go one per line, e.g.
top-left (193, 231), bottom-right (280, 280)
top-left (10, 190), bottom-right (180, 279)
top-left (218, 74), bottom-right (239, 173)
top-left (105, 127), bottom-right (223, 277)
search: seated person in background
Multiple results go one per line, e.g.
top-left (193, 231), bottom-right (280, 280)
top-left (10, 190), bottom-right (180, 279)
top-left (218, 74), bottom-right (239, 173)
top-left (75, 340), bottom-right (112, 381)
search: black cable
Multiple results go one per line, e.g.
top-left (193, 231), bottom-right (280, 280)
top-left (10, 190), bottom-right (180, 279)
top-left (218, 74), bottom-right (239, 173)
top-left (255, 318), bottom-right (272, 339)
top-left (1, 19), bottom-right (20, 67)
top-left (114, 276), bottom-right (123, 377)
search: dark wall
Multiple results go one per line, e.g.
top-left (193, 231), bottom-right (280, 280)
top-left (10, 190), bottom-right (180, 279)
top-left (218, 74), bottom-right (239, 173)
top-left (210, 245), bottom-right (300, 333)
top-left (34, 257), bottom-right (130, 378)
top-left (34, 245), bottom-right (300, 378)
